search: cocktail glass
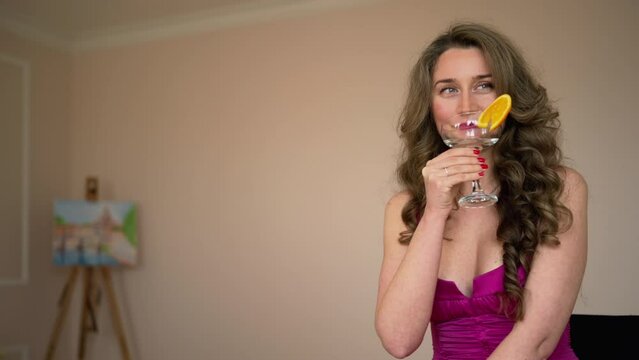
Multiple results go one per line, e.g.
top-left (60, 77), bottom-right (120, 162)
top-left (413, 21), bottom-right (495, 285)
top-left (440, 111), bottom-right (504, 208)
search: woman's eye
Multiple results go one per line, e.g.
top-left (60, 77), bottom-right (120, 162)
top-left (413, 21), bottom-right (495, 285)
top-left (476, 82), bottom-right (494, 91)
top-left (440, 87), bottom-right (458, 94)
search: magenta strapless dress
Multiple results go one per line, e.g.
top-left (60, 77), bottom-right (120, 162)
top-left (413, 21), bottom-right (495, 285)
top-left (431, 265), bottom-right (577, 359)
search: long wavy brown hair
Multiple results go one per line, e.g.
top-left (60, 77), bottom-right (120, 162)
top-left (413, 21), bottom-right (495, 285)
top-left (396, 23), bottom-right (572, 320)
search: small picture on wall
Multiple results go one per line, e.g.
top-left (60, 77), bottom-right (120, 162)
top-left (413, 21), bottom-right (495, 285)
top-left (53, 200), bottom-right (138, 266)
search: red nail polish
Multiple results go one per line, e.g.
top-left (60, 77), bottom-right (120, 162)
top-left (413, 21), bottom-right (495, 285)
top-left (473, 149), bottom-right (480, 155)
top-left (481, 164), bottom-right (488, 169)
top-left (479, 171), bottom-right (485, 176)
top-left (478, 157), bottom-right (486, 163)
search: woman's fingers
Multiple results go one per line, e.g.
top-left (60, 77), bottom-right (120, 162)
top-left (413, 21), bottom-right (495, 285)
top-left (420, 148), bottom-right (487, 209)
top-left (422, 148), bottom-right (484, 181)
top-left (430, 147), bottom-right (478, 160)
top-left (440, 163), bottom-right (486, 178)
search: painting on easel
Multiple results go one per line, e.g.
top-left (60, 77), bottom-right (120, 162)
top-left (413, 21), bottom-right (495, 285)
top-left (53, 200), bottom-right (138, 266)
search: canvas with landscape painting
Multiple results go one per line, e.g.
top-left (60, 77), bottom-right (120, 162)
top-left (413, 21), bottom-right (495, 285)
top-left (53, 200), bottom-right (138, 266)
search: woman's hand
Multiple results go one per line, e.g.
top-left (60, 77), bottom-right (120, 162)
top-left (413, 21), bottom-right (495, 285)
top-left (421, 148), bottom-right (485, 211)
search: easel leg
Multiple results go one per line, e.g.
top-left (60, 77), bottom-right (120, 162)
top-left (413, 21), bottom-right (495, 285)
top-left (46, 266), bottom-right (80, 360)
top-left (100, 267), bottom-right (132, 360)
top-left (78, 267), bottom-right (94, 359)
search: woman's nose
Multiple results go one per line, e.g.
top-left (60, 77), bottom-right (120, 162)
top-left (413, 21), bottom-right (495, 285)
top-left (458, 92), bottom-right (479, 113)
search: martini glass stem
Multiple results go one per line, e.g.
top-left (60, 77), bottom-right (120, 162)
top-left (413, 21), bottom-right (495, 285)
top-left (471, 179), bottom-right (483, 193)
top-left (471, 146), bottom-right (485, 194)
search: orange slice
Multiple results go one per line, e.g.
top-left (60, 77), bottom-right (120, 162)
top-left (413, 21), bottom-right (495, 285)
top-left (477, 94), bottom-right (511, 130)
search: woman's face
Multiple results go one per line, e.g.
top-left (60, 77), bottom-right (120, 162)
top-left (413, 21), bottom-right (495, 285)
top-left (431, 47), bottom-right (497, 128)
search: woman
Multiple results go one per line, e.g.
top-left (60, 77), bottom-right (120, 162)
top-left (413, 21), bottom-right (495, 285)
top-left (375, 23), bottom-right (587, 359)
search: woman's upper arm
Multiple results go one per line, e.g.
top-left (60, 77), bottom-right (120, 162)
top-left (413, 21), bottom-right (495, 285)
top-left (376, 192), bottom-right (411, 313)
top-left (511, 167), bottom-right (589, 353)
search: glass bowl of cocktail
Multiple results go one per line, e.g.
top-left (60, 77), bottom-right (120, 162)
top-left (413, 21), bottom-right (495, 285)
top-left (439, 94), bottom-right (511, 208)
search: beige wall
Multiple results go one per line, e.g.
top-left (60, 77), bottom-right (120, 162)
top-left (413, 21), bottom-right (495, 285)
top-left (1, 0), bottom-right (638, 359)
top-left (0, 56), bottom-right (24, 282)
top-left (0, 28), bottom-right (71, 357)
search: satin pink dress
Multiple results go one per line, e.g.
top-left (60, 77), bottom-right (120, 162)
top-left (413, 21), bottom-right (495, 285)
top-left (430, 265), bottom-right (577, 359)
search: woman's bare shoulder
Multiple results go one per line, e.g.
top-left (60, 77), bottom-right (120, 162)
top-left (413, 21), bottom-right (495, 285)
top-left (384, 191), bottom-right (412, 245)
top-left (558, 166), bottom-right (588, 200)
top-left (385, 191), bottom-right (412, 214)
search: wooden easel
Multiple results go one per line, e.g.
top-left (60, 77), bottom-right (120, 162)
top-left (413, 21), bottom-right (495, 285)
top-left (46, 177), bottom-right (132, 360)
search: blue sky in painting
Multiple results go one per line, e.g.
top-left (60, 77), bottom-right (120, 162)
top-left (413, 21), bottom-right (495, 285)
top-left (54, 200), bottom-right (133, 225)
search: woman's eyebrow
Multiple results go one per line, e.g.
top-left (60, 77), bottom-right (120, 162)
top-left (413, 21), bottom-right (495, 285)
top-left (434, 78), bottom-right (456, 86)
top-left (434, 74), bottom-right (492, 87)
top-left (474, 74), bottom-right (492, 80)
